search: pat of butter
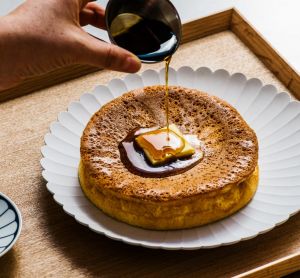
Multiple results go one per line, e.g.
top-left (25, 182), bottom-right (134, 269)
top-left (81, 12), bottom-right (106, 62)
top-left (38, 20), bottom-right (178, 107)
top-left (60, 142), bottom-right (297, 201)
top-left (135, 124), bottom-right (195, 166)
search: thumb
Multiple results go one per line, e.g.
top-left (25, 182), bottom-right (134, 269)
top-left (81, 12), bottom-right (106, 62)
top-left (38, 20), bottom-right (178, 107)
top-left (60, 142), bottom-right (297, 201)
top-left (77, 33), bottom-right (141, 73)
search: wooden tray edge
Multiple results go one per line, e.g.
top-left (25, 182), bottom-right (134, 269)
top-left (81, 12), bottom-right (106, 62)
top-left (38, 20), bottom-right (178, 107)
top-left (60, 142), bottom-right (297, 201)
top-left (234, 252), bottom-right (300, 278)
top-left (231, 9), bottom-right (300, 99)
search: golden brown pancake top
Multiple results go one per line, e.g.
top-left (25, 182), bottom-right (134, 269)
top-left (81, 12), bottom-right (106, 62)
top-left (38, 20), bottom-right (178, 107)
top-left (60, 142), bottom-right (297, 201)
top-left (80, 86), bottom-right (258, 202)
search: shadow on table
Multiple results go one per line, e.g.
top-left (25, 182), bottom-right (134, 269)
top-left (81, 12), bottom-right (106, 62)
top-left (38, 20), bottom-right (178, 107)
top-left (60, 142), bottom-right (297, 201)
top-left (0, 249), bottom-right (18, 278)
top-left (38, 177), bottom-right (300, 278)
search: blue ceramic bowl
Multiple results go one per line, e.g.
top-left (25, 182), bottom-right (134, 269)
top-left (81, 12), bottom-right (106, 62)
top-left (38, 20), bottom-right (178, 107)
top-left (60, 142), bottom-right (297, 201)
top-left (0, 193), bottom-right (22, 257)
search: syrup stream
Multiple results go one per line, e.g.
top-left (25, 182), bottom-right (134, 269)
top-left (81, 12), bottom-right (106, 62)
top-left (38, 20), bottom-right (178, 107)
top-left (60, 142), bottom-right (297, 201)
top-left (164, 55), bottom-right (172, 142)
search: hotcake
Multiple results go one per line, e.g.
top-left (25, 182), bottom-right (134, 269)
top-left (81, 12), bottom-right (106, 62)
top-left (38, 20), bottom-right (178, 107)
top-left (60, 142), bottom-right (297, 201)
top-left (79, 85), bottom-right (259, 230)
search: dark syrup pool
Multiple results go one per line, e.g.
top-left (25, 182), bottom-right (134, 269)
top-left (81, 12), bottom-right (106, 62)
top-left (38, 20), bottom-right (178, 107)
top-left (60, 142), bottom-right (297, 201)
top-left (119, 127), bottom-right (203, 178)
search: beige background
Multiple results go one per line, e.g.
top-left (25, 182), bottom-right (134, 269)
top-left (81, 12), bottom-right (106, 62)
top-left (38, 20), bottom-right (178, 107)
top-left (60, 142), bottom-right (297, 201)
top-left (1, 32), bottom-right (298, 278)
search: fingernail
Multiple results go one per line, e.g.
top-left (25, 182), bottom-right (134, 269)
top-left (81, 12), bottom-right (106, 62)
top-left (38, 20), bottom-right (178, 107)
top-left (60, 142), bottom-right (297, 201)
top-left (125, 55), bottom-right (141, 73)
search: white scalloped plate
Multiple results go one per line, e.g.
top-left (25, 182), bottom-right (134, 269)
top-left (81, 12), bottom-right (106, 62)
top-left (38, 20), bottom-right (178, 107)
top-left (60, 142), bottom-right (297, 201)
top-left (41, 67), bottom-right (300, 250)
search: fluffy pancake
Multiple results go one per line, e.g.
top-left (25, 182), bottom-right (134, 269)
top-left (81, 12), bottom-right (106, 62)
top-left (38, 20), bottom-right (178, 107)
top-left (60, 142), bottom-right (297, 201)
top-left (80, 86), bottom-right (259, 230)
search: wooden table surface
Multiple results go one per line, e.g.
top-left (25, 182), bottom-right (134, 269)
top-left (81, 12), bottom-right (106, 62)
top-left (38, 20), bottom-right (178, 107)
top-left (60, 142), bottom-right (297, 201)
top-left (0, 32), bottom-right (299, 278)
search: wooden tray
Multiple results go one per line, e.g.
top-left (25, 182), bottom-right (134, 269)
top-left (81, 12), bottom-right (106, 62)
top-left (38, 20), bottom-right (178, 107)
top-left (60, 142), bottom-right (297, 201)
top-left (0, 9), bottom-right (299, 278)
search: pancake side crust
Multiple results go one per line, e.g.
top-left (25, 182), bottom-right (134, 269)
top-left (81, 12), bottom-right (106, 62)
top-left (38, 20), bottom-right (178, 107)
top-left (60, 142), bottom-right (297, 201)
top-left (79, 162), bottom-right (258, 230)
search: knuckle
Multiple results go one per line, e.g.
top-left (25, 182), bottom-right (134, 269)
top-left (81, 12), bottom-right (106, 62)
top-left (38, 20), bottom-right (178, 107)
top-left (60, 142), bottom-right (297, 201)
top-left (104, 44), bottom-right (114, 69)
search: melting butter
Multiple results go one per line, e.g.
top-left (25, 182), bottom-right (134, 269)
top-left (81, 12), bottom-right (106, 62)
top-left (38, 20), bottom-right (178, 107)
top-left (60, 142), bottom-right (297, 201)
top-left (135, 124), bottom-right (195, 166)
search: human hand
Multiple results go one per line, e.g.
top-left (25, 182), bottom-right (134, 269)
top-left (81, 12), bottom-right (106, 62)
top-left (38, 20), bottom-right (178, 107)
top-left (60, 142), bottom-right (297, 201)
top-left (0, 0), bottom-right (141, 90)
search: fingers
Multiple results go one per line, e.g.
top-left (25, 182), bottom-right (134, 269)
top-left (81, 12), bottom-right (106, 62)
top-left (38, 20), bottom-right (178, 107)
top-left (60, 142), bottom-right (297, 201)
top-left (77, 32), bottom-right (141, 73)
top-left (79, 0), bottom-right (96, 9)
top-left (80, 2), bottom-right (106, 29)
